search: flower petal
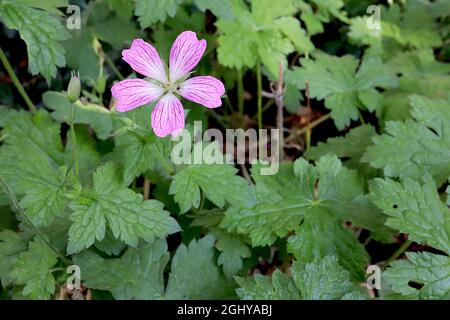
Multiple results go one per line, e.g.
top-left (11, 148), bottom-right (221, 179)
top-left (179, 76), bottom-right (225, 108)
top-left (111, 79), bottom-right (164, 112)
top-left (151, 93), bottom-right (185, 137)
top-left (169, 31), bottom-right (206, 82)
top-left (122, 39), bottom-right (168, 83)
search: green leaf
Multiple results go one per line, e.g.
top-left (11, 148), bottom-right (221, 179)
top-left (237, 255), bottom-right (366, 300)
top-left (94, 230), bottom-right (127, 256)
top-left (76, 236), bottom-right (228, 299)
top-left (349, 3), bottom-right (442, 57)
top-left (0, 109), bottom-right (64, 171)
top-left (210, 227), bottom-right (250, 277)
top-left (43, 91), bottom-right (114, 140)
top-left (292, 255), bottom-right (367, 300)
top-left (108, 0), bottom-right (134, 22)
top-left (305, 124), bottom-right (376, 170)
top-left (113, 131), bottom-right (172, 185)
top-left (63, 29), bottom-right (100, 82)
top-left (273, 17), bottom-right (314, 54)
top-left (216, 0), bottom-right (312, 75)
top-left (297, 0), bottom-right (348, 35)
top-left (363, 95), bottom-right (450, 186)
top-left (194, 0), bottom-right (233, 20)
top-left (0, 110), bottom-right (69, 227)
top-left (0, 230), bottom-right (27, 286)
top-left (286, 53), bottom-right (398, 129)
top-left (169, 164), bottom-right (253, 214)
top-left (165, 235), bottom-right (228, 299)
top-left (75, 239), bottom-right (169, 299)
top-left (216, 19), bottom-right (259, 71)
top-left (236, 270), bottom-right (300, 300)
top-left (384, 252), bottom-right (450, 299)
top-left (20, 166), bottom-right (69, 227)
top-left (0, 1), bottom-right (70, 83)
top-left (382, 50), bottom-right (450, 122)
top-left (10, 237), bottom-right (58, 300)
top-left (63, 1), bottom-right (141, 80)
top-left (89, 1), bottom-right (140, 49)
top-left (369, 177), bottom-right (450, 255)
top-left (65, 127), bottom-right (102, 186)
top-left (287, 208), bottom-right (370, 281)
top-left (134, 0), bottom-right (183, 29)
top-left (67, 163), bottom-right (180, 254)
top-left (223, 155), bottom-right (389, 246)
top-left (12, 0), bottom-right (68, 16)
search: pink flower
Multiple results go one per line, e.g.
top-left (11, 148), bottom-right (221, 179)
top-left (111, 31), bottom-right (225, 137)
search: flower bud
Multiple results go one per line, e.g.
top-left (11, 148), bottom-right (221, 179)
top-left (95, 74), bottom-right (107, 95)
top-left (67, 71), bottom-right (81, 103)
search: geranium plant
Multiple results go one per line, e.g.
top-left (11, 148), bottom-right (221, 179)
top-left (0, 0), bottom-right (449, 301)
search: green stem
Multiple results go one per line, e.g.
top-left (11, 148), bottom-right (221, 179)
top-left (261, 99), bottom-right (274, 113)
top-left (306, 129), bottom-right (311, 150)
top-left (0, 46), bottom-right (36, 113)
top-left (256, 63), bottom-right (263, 129)
top-left (358, 110), bottom-right (366, 124)
top-left (0, 175), bottom-right (71, 265)
top-left (305, 80), bottom-right (312, 151)
top-left (104, 53), bottom-right (124, 80)
top-left (69, 104), bottom-right (79, 180)
top-left (237, 69), bottom-right (244, 119)
top-left (199, 191), bottom-right (206, 211)
top-left (207, 109), bottom-right (228, 129)
top-left (204, 41), bottom-right (219, 57)
top-left (285, 113), bottom-right (332, 142)
top-left (0, 133), bottom-right (9, 143)
top-left (382, 240), bottom-right (412, 269)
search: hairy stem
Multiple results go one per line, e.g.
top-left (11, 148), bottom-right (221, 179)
top-left (0, 46), bottom-right (36, 113)
top-left (0, 175), bottom-right (71, 265)
top-left (256, 63), bottom-right (263, 129)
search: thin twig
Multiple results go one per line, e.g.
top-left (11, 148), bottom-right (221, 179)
top-left (262, 91), bottom-right (274, 98)
top-left (0, 46), bottom-right (36, 112)
top-left (0, 175), bottom-right (71, 265)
